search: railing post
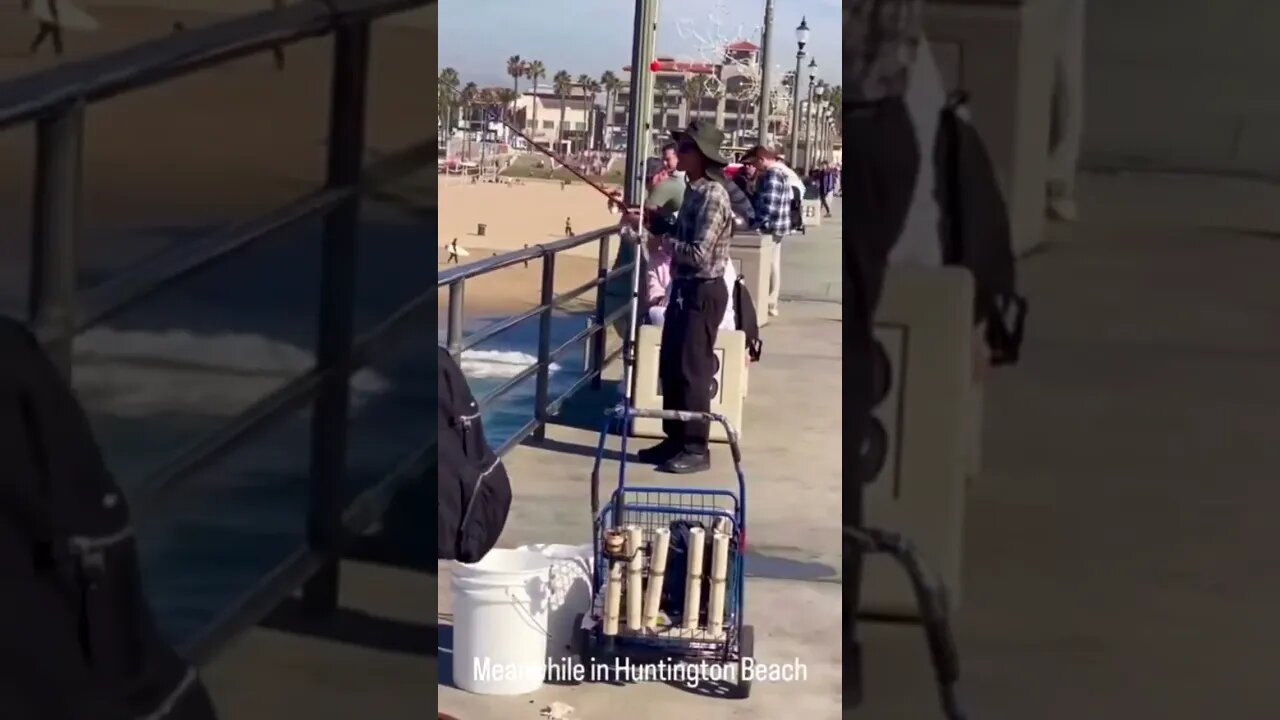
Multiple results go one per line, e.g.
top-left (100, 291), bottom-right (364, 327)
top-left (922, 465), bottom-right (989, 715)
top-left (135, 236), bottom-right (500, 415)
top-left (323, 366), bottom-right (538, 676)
top-left (447, 280), bottom-right (465, 357)
top-left (591, 233), bottom-right (611, 388)
top-left (303, 19), bottom-right (370, 617)
top-left (532, 252), bottom-right (556, 441)
top-left (29, 102), bottom-right (86, 376)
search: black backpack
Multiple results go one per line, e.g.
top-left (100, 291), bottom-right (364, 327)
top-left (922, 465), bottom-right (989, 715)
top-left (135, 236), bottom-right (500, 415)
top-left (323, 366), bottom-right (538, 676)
top-left (0, 317), bottom-right (217, 720)
top-left (789, 186), bottom-right (805, 232)
top-left (732, 275), bottom-right (763, 362)
top-left (935, 91), bottom-right (1029, 365)
top-left (659, 519), bottom-right (740, 626)
top-left (719, 176), bottom-right (755, 227)
top-left (437, 346), bottom-right (512, 563)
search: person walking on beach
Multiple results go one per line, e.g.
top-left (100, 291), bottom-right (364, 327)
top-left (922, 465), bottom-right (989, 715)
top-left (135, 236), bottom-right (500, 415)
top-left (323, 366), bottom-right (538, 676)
top-left (446, 238), bottom-right (460, 265)
top-left (632, 121), bottom-right (734, 475)
top-left (24, 0), bottom-right (65, 57)
top-left (742, 145), bottom-right (792, 317)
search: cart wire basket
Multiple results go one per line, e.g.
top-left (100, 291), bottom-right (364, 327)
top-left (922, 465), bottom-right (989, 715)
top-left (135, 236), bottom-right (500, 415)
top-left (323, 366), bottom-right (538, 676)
top-left (581, 405), bottom-right (756, 697)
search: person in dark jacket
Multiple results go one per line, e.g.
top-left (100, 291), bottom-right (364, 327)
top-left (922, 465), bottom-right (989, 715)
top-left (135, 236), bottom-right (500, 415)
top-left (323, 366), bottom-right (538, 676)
top-left (721, 173), bottom-right (755, 230)
top-left (845, 0), bottom-right (926, 709)
top-left (733, 163), bottom-right (758, 206)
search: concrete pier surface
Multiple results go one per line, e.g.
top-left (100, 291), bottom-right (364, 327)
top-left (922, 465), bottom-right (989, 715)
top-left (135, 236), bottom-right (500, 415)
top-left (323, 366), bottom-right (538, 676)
top-left (860, 171), bottom-right (1280, 719)
top-left (207, 170), bottom-right (1280, 719)
top-left (435, 208), bottom-right (847, 719)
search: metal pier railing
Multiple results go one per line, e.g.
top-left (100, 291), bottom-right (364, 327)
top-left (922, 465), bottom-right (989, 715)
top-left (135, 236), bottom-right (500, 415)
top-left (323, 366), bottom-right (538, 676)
top-left (437, 228), bottom-right (637, 457)
top-left (4, 0), bottom-right (434, 663)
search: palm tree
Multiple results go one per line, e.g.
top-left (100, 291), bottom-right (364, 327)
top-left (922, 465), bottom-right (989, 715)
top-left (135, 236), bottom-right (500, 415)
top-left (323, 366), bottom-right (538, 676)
top-left (825, 84), bottom-right (842, 139)
top-left (506, 55), bottom-right (524, 122)
top-left (683, 74), bottom-right (711, 124)
top-left (438, 67), bottom-right (459, 133)
top-left (578, 74), bottom-right (601, 150)
top-left (459, 81), bottom-right (478, 157)
top-left (524, 60), bottom-right (546, 135)
top-left (600, 70), bottom-right (620, 148)
top-left (709, 82), bottom-right (726, 133)
top-left (654, 79), bottom-right (673, 132)
top-left (552, 70), bottom-right (572, 145)
top-left (493, 87), bottom-right (519, 131)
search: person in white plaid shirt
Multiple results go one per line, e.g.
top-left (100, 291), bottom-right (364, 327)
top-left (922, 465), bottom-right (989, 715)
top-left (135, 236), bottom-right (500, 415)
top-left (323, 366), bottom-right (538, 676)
top-left (742, 145), bottom-right (791, 317)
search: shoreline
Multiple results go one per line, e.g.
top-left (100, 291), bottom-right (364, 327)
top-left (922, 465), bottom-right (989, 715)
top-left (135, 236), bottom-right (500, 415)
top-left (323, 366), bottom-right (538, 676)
top-left (437, 177), bottom-right (625, 323)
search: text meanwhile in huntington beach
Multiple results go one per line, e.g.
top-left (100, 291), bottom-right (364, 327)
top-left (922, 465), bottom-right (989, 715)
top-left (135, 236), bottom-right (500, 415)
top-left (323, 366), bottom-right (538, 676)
top-left (472, 656), bottom-right (808, 688)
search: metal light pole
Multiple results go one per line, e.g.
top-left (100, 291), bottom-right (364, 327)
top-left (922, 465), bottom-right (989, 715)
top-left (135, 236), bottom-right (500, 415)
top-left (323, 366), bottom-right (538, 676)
top-left (787, 17), bottom-right (808, 163)
top-left (818, 106), bottom-right (828, 165)
top-left (810, 82), bottom-right (825, 170)
top-left (623, 0), bottom-right (658, 207)
top-left (758, 0), bottom-right (774, 147)
top-left (615, 0), bottom-right (659, 406)
top-left (803, 62), bottom-right (816, 173)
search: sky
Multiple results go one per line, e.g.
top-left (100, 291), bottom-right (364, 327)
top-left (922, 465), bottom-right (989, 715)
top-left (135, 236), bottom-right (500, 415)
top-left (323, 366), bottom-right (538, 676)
top-left (438, 0), bottom-right (841, 89)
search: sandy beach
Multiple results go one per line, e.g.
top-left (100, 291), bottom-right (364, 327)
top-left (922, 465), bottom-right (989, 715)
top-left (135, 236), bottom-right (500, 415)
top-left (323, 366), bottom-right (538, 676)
top-left (436, 175), bottom-right (626, 318)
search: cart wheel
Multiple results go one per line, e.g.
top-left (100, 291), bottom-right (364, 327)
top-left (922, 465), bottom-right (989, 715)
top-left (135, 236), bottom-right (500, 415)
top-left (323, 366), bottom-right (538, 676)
top-left (574, 613), bottom-right (594, 683)
top-left (733, 625), bottom-right (755, 699)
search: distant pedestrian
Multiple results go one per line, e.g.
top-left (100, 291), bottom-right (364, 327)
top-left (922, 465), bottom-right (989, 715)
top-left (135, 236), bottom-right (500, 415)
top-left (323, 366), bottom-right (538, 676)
top-left (564, 217), bottom-right (573, 236)
top-left (446, 238), bottom-right (460, 264)
top-left (25, 0), bottom-right (65, 57)
top-left (742, 145), bottom-right (792, 318)
top-left (1048, 0), bottom-right (1085, 221)
top-left (270, 0), bottom-right (286, 70)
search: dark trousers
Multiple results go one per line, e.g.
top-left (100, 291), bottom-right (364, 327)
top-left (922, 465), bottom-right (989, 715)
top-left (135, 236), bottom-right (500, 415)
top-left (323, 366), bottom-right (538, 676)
top-left (658, 278), bottom-right (728, 453)
top-left (842, 96), bottom-right (920, 708)
top-left (31, 23), bottom-right (63, 56)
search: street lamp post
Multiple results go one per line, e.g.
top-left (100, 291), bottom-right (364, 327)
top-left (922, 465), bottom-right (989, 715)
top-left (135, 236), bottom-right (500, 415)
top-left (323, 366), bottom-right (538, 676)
top-left (811, 82), bottom-right (825, 170)
top-left (758, 0), bottom-right (774, 147)
top-left (820, 106), bottom-right (829, 165)
top-left (802, 62), bottom-right (816, 173)
top-left (788, 17), bottom-right (808, 162)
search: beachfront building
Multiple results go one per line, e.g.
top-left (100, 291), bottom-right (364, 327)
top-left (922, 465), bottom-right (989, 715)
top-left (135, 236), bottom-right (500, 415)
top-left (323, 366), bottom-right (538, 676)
top-left (609, 41), bottom-right (788, 149)
top-left (510, 86), bottom-right (601, 152)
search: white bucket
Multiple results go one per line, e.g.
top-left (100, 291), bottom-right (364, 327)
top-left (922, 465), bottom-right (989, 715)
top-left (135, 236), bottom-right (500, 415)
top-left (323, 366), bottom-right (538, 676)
top-left (451, 548), bottom-right (553, 695)
top-left (517, 543), bottom-right (594, 667)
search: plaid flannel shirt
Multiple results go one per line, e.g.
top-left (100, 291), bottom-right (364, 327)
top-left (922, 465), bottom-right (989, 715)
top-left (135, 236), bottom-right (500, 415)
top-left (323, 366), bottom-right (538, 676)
top-left (752, 166), bottom-right (792, 235)
top-left (846, 0), bottom-right (924, 102)
top-left (671, 176), bottom-right (733, 280)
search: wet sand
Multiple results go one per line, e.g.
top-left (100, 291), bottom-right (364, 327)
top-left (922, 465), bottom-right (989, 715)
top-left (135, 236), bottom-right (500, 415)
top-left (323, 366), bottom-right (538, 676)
top-left (436, 175), bottom-right (625, 318)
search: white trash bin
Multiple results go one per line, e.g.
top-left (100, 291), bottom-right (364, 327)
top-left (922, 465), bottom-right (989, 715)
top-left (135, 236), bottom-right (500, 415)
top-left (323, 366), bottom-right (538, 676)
top-left (517, 543), bottom-right (594, 671)
top-left (451, 548), bottom-right (553, 695)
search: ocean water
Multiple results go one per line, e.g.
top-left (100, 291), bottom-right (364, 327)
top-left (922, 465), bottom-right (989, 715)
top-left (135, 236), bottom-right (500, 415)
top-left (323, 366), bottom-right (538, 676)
top-left (448, 311), bottom-right (598, 448)
top-left (19, 203), bottom-right (445, 647)
top-left (2, 195), bottom-right (614, 647)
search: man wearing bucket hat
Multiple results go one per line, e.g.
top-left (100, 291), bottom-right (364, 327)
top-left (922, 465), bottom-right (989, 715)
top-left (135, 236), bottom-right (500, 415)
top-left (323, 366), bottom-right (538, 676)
top-left (634, 120), bottom-right (735, 474)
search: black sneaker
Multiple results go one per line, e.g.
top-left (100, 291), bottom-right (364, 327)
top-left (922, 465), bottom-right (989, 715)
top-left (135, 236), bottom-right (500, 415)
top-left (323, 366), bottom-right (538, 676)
top-left (636, 441), bottom-right (679, 464)
top-left (659, 451), bottom-right (711, 474)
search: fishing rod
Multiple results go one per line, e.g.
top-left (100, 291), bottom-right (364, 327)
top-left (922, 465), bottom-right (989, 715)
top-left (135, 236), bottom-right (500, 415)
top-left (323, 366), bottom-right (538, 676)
top-left (441, 83), bottom-right (629, 208)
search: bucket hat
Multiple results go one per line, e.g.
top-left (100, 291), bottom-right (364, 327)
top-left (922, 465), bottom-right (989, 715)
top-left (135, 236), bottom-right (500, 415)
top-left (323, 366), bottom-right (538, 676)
top-left (670, 120), bottom-right (731, 167)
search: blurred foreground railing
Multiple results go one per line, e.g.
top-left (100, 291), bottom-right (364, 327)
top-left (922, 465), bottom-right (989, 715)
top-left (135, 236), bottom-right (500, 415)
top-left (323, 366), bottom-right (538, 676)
top-left (3, 0), bottom-right (434, 663)
top-left (437, 226), bottom-right (637, 457)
